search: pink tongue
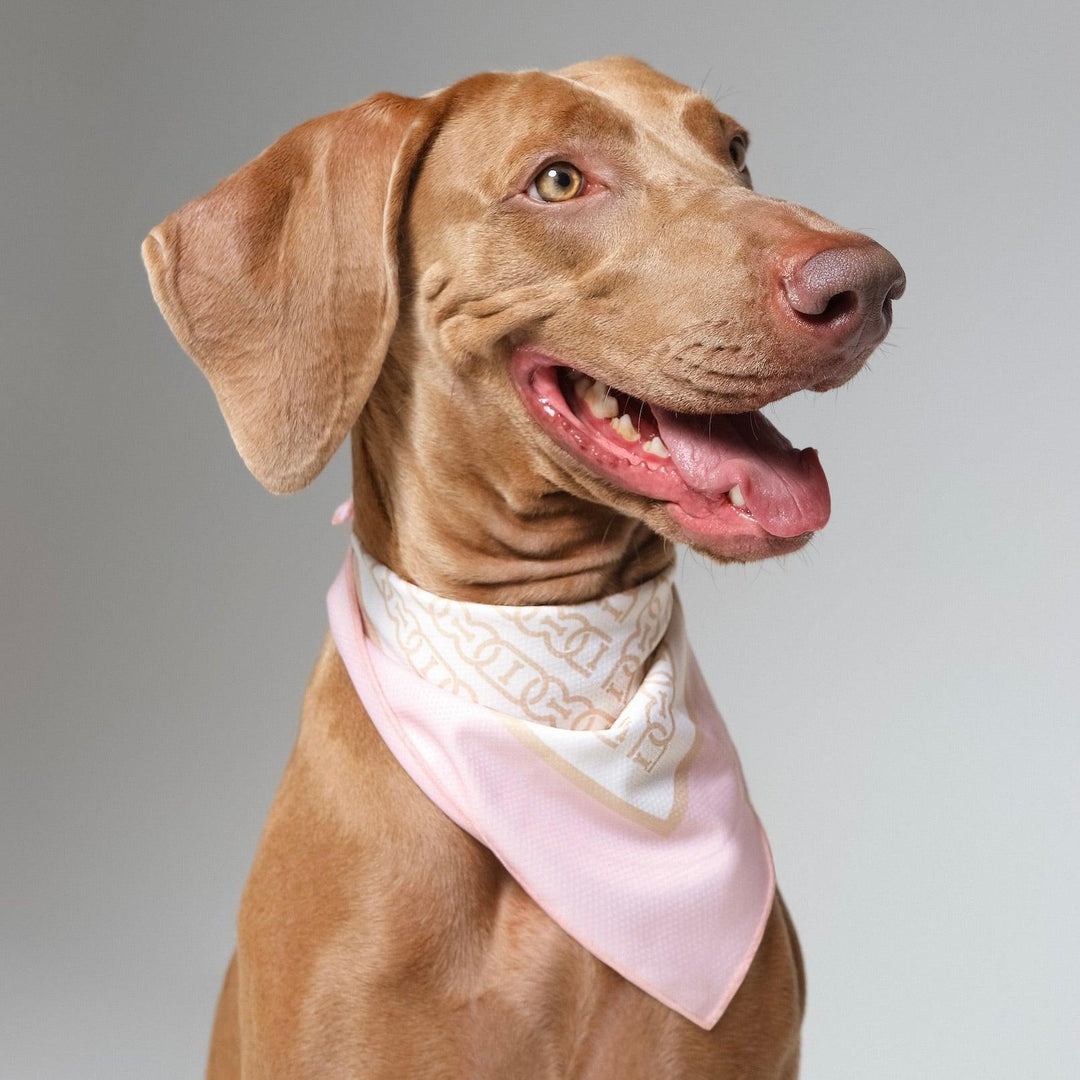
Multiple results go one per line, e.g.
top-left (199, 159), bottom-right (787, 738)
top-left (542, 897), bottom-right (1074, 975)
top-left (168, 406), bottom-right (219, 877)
top-left (652, 408), bottom-right (831, 537)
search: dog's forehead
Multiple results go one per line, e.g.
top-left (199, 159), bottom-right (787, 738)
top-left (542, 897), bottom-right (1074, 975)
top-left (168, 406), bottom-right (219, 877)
top-left (554, 57), bottom-right (696, 115)
top-left (553, 57), bottom-right (741, 154)
top-left (434, 59), bottom-right (740, 178)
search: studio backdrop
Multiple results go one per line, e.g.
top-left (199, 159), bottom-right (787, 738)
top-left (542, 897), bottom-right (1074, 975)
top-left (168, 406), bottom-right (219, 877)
top-left (2, 2), bottom-right (1077, 1077)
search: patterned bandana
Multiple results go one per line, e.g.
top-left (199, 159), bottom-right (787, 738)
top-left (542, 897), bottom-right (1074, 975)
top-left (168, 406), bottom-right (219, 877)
top-left (327, 536), bottom-right (774, 1029)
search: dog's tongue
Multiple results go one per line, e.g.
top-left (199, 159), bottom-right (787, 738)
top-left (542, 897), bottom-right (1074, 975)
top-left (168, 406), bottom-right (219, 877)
top-left (652, 407), bottom-right (831, 537)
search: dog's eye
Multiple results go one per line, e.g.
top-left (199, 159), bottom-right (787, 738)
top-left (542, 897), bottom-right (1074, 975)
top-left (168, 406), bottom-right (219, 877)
top-left (529, 162), bottom-right (585, 202)
top-left (729, 136), bottom-right (748, 172)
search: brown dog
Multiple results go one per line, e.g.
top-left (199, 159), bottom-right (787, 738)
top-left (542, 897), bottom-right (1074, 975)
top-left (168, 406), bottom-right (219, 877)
top-left (144, 57), bottom-right (903, 1079)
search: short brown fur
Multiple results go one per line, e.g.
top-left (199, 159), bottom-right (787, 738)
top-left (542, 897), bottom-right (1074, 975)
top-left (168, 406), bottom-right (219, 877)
top-left (145, 57), bottom-right (898, 1078)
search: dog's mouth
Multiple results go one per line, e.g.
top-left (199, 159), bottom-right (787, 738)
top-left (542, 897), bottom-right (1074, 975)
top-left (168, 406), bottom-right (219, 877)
top-left (511, 349), bottom-right (831, 550)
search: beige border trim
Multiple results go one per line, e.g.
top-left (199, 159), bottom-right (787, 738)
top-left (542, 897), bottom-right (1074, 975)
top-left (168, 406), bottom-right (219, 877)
top-left (502, 714), bottom-right (703, 836)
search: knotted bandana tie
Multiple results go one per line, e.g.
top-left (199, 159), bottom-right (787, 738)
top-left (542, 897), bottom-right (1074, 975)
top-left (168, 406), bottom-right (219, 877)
top-left (327, 537), bottom-right (774, 1029)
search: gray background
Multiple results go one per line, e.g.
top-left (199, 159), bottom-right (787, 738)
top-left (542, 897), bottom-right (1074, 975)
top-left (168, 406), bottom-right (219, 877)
top-left (3, 1), bottom-right (1077, 1076)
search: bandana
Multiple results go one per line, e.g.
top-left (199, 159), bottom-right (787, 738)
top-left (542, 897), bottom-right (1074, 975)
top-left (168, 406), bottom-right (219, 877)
top-left (326, 534), bottom-right (774, 1029)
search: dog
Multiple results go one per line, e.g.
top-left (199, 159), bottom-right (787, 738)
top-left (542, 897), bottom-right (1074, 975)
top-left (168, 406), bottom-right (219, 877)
top-left (143, 56), bottom-right (904, 1079)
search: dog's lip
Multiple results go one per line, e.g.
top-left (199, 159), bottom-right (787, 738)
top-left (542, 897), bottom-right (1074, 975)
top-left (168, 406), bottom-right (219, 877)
top-left (509, 347), bottom-right (832, 544)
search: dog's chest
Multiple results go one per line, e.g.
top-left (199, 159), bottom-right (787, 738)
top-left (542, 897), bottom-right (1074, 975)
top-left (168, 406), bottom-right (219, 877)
top-left (240, 645), bottom-right (802, 1079)
top-left (291, 812), bottom-right (801, 1079)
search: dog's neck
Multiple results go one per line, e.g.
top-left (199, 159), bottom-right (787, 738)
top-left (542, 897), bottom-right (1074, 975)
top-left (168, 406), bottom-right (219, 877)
top-left (349, 361), bottom-right (672, 606)
top-left (349, 449), bottom-right (670, 605)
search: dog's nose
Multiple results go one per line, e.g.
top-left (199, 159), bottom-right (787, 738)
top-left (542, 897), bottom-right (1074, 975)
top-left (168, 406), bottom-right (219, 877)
top-left (781, 242), bottom-right (906, 352)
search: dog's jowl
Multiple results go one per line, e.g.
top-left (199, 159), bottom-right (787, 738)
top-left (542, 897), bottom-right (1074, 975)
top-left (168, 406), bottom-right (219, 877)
top-left (144, 57), bottom-right (903, 1080)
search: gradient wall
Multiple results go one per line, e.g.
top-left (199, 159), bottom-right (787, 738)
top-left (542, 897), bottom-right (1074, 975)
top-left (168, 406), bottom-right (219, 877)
top-left (2, 2), bottom-right (1077, 1076)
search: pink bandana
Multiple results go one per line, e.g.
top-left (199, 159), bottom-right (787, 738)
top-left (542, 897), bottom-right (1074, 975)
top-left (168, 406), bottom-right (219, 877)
top-left (326, 536), bottom-right (774, 1029)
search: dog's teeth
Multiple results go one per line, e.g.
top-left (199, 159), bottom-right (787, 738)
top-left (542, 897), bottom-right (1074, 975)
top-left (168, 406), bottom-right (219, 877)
top-left (611, 414), bottom-right (640, 442)
top-left (728, 484), bottom-right (746, 507)
top-left (642, 436), bottom-right (670, 458)
top-left (584, 381), bottom-right (619, 420)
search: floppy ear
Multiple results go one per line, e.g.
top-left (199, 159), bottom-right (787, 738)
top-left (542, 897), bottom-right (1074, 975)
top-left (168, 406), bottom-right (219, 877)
top-left (142, 92), bottom-right (440, 493)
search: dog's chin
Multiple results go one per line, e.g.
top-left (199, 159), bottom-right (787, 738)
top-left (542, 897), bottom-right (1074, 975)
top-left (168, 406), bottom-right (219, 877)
top-left (646, 503), bottom-right (814, 563)
top-left (510, 348), bottom-right (832, 563)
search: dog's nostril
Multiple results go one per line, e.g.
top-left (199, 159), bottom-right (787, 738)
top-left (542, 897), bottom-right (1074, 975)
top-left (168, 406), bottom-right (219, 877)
top-left (782, 242), bottom-right (905, 340)
top-left (794, 290), bottom-right (857, 326)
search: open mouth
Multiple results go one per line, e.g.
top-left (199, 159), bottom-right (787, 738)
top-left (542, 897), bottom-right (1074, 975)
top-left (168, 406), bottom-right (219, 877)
top-left (510, 350), bottom-right (831, 548)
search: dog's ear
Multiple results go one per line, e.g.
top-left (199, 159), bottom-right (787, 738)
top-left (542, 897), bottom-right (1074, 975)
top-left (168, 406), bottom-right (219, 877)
top-left (142, 93), bottom-right (441, 493)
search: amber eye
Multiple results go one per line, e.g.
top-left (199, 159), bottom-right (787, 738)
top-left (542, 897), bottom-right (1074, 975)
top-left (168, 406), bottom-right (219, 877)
top-left (529, 162), bottom-right (585, 202)
top-left (729, 136), bottom-right (748, 172)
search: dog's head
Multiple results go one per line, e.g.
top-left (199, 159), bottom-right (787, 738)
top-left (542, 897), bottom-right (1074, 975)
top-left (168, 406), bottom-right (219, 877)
top-left (144, 58), bottom-right (903, 580)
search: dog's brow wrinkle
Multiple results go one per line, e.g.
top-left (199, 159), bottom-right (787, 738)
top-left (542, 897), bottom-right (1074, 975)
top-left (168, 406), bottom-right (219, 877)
top-left (423, 275), bottom-right (451, 301)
